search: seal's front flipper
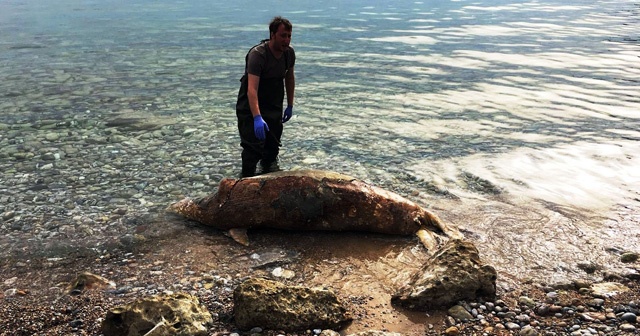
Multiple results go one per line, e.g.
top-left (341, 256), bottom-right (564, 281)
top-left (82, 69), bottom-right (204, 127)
top-left (416, 228), bottom-right (438, 253)
top-left (228, 228), bottom-right (250, 246)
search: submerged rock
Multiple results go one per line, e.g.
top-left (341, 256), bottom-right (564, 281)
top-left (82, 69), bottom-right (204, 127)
top-left (391, 239), bottom-right (497, 310)
top-left (101, 292), bottom-right (213, 336)
top-left (233, 277), bottom-right (352, 331)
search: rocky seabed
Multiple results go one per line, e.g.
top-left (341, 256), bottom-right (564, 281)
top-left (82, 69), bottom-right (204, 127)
top-left (0, 113), bottom-right (244, 258)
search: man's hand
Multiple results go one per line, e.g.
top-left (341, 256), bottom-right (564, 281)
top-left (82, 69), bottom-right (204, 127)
top-left (253, 115), bottom-right (269, 141)
top-left (282, 105), bottom-right (293, 123)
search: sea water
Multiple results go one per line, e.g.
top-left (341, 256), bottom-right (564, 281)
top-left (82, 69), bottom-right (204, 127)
top-left (1, 0), bottom-right (639, 309)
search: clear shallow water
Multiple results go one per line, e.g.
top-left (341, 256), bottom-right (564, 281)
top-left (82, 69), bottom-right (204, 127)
top-left (1, 0), bottom-right (639, 311)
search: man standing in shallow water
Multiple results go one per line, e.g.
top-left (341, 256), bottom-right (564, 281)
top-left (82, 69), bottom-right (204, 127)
top-left (236, 16), bottom-right (296, 178)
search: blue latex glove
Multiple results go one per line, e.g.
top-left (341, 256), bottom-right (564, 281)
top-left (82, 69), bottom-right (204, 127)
top-left (282, 105), bottom-right (293, 123)
top-left (253, 115), bottom-right (269, 141)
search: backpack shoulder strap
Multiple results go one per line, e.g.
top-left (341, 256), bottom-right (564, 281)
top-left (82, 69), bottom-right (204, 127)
top-left (245, 39), bottom-right (269, 67)
top-left (241, 40), bottom-right (269, 82)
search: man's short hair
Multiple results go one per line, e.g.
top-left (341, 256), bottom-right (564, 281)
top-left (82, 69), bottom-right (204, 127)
top-left (269, 16), bottom-right (292, 35)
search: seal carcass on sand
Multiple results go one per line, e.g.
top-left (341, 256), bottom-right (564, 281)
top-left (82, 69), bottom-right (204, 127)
top-left (167, 170), bottom-right (461, 250)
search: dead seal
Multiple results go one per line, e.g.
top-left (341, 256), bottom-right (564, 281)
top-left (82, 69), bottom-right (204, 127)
top-left (167, 170), bottom-right (460, 250)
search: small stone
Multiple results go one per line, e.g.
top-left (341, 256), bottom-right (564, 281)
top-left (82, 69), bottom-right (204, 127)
top-left (619, 323), bottom-right (636, 332)
top-left (573, 279), bottom-right (592, 289)
top-left (620, 312), bottom-right (637, 322)
top-left (2, 211), bottom-right (16, 221)
top-left (444, 326), bottom-right (459, 335)
top-left (588, 298), bottom-right (605, 307)
top-left (183, 128), bottom-right (198, 136)
top-left (505, 322), bottom-right (521, 330)
top-left (549, 305), bottom-right (563, 313)
top-left (271, 267), bottom-right (295, 279)
top-left (448, 305), bottom-right (473, 321)
top-left (69, 319), bottom-right (83, 328)
top-left (550, 282), bottom-right (574, 290)
top-left (4, 288), bottom-right (17, 297)
top-left (578, 288), bottom-right (591, 295)
top-left (519, 296), bottom-right (536, 308)
top-left (516, 314), bottom-right (531, 323)
top-left (580, 312), bottom-right (606, 322)
top-left (445, 316), bottom-right (456, 326)
top-left (3, 277), bottom-right (17, 286)
top-left (519, 326), bottom-right (539, 336)
top-left (319, 331), bottom-right (339, 336)
top-left (112, 207), bottom-right (127, 215)
top-left (535, 304), bottom-right (550, 316)
top-left (44, 132), bottom-right (60, 141)
top-left (620, 252), bottom-right (639, 263)
top-left (577, 262), bottom-right (599, 274)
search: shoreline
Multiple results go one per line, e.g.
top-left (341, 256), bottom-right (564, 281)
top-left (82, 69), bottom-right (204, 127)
top-left (2, 218), bottom-right (638, 336)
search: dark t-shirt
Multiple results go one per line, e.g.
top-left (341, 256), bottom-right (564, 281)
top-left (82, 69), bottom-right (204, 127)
top-left (246, 42), bottom-right (296, 79)
top-left (236, 42), bottom-right (296, 115)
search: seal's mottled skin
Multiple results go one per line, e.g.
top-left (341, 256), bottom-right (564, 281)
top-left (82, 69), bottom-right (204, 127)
top-left (168, 170), bottom-right (460, 247)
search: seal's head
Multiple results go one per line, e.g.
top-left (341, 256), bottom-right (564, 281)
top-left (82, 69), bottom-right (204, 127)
top-left (166, 198), bottom-right (197, 217)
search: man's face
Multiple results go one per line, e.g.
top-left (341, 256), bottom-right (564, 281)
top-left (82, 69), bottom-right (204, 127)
top-left (271, 24), bottom-right (292, 53)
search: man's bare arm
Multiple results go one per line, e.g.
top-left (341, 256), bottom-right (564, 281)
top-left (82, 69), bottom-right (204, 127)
top-left (247, 74), bottom-right (261, 117)
top-left (285, 66), bottom-right (295, 107)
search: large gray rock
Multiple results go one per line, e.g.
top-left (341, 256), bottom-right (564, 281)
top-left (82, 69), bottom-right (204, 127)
top-left (102, 293), bottom-right (213, 336)
top-left (391, 239), bottom-right (496, 310)
top-left (233, 277), bottom-right (352, 331)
